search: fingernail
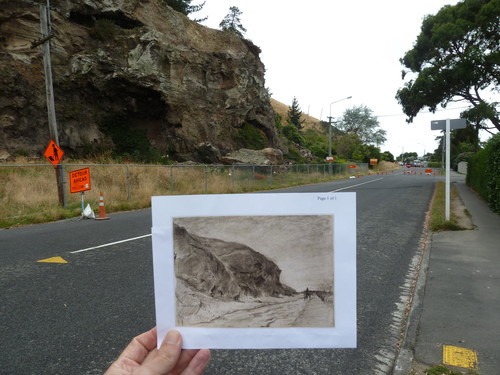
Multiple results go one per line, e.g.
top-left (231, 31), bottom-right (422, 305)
top-left (165, 330), bottom-right (181, 345)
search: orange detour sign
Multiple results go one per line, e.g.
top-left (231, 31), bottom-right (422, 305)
top-left (69, 168), bottom-right (91, 193)
top-left (370, 159), bottom-right (378, 166)
top-left (44, 140), bottom-right (64, 166)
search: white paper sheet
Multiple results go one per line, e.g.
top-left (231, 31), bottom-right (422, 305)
top-left (151, 192), bottom-right (356, 349)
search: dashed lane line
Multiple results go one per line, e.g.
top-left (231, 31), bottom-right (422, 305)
top-left (70, 234), bottom-right (151, 254)
top-left (332, 177), bottom-right (384, 192)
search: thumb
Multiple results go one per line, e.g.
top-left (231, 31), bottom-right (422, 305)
top-left (137, 330), bottom-right (182, 374)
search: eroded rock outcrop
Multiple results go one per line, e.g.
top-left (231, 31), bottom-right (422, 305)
top-left (0, 0), bottom-right (283, 161)
top-left (221, 147), bottom-right (284, 165)
top-left (174, 224), bottom-right (295, 299)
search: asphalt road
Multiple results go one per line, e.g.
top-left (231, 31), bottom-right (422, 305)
top-left (0, 169), bottom-right (439, 374)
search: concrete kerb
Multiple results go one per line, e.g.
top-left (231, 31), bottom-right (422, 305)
top-left (392, 226), bottom-right (433, 374)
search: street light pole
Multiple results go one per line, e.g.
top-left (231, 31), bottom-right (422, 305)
top-left (328, 96), bottom-right (352, 158)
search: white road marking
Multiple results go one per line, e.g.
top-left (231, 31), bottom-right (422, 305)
top-left (332, 177), bottom-right (384, 192)
top-left (71, 176), bottom-right (386, 253)
top-left (70, 234), bottom-right (151, 254)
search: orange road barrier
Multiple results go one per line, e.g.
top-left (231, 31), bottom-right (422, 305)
top-left (95, 192), bottom-right (110, 220)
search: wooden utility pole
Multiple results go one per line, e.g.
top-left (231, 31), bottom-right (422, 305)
top-left (39, 0), bottom-right (66, 207)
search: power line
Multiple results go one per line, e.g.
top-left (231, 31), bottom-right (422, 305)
top-left (375, 106), bottom-right (470, 118)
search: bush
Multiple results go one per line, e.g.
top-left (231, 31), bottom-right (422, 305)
top-left (282, 125), bottom-right (304, 145)
top-left (428, 161), bottom-right (442, 168)
top-left (98, 114), bottom-right (161, 163)
top-left (285, 145), bottom-right (306, 163)
top-left (466, 133), bottom-right (500, 213)
top-left (235, 122), bottom-right (267, 150)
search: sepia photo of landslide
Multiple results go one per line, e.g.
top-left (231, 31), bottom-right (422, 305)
top-left (173, 215), bottom-right (334, 328)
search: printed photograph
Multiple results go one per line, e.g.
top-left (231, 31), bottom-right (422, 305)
top-left (173, 215), bottom-right (334, 328)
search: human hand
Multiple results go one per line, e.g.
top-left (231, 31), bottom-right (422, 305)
top-left (105, 328), bottom-right (211, 375)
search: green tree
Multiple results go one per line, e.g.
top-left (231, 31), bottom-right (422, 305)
top-left (396, 0), bottom-right (500, 132)
top-left (334, 133), bottom-right (363, 160)
top-left (336, 105), bottom-right (387, 146)
top-left (219, 6), bottom-right (247, 37)
top-left (163, 0), bottom-right (207, 22)
top-left (303, 128), bottom-right (329, 159)
top-left (287, 96), bottom-right (304, 129)
top-left (434, 123), bottom-right (482, 167)
top-left (381, 151), bottom-right (395, 162)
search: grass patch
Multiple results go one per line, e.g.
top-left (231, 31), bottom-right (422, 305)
top-left (429, 182), bottom-right (468, 232)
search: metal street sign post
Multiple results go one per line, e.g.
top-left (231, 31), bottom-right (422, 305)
top-left (431, 118), bottom-right (466, 221)
top-left (43, 140), bottom-right (66, 207)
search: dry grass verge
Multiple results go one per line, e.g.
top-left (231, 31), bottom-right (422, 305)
top-left (1, 159), bottom-right (364, 228)
top-left (429, 182), bottom-right (474, 232)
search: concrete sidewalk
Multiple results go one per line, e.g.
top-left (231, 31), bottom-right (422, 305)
top-left (397, 172), bottom-right (500, 374)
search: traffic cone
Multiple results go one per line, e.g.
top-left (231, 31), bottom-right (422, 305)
top-left (95, 192), bottom-right (110, 220)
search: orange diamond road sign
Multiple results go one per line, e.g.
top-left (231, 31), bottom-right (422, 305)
top-left (69, 168), bottom-right (91, 193)
top-left (44, 140), bottom-right (64, 166)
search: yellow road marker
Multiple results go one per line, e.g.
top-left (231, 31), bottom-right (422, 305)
top-left (37, 256), bottom-right (68, 264)
top-left (443, 345), bottom-right (478, 369)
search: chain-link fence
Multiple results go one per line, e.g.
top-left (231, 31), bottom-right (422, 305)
top-left (0, 162), bottom-right (367, 225)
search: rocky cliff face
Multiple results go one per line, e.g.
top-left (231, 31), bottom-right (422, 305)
top-left (0, 0), bottom-right (282, 161)
top-left (174, 224), bottom-right (295, 299)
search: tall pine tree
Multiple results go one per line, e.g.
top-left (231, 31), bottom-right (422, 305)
top-left (219, 6), bottom-right (247, 37)
top-left (287, 97), bottom-right (304, 129)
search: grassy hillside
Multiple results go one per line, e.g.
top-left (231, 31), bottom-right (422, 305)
top-left (270, 98), bottom-right (323, 131)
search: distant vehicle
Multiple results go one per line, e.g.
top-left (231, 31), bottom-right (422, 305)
top-left (406, 163), bottom-right (412, 168)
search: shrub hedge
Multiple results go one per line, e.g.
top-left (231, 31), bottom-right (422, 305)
top-left (466, 133), bottom-right (500, 213)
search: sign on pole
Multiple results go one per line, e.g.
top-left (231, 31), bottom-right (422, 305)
top-left (69, 168), bottom-right (91, 193)
top-left (44, 140), bottom-right (64, 166)
top-left (431, 118), bottom-right (466, 130)
top-left (431, 118), bottom-right (466, 221)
